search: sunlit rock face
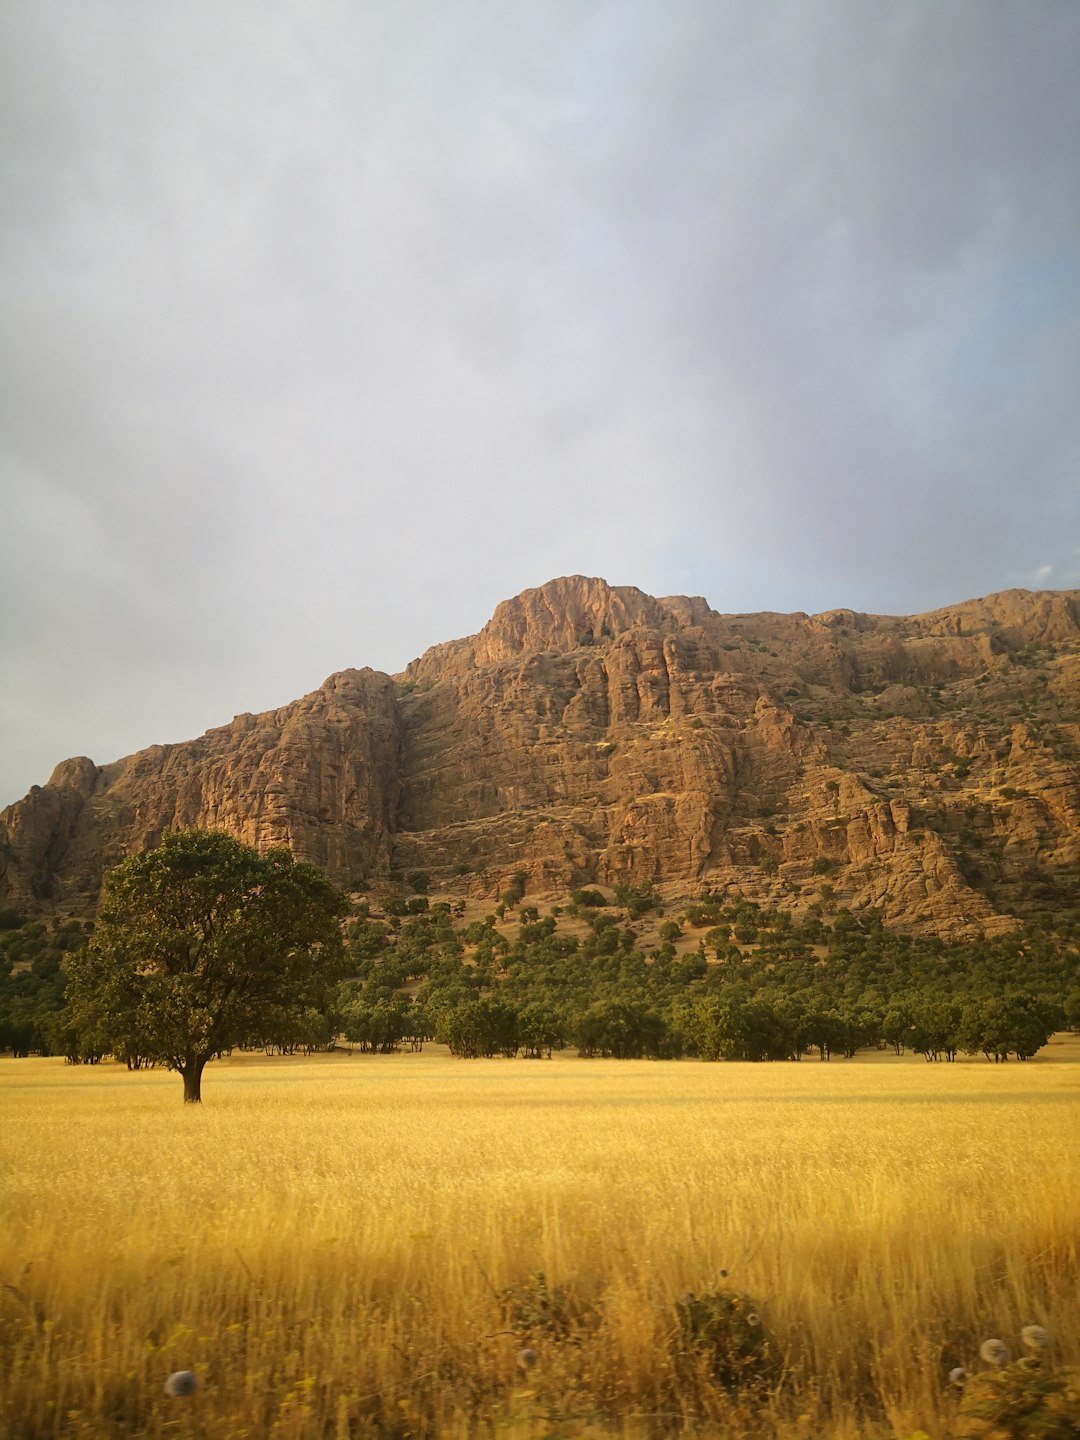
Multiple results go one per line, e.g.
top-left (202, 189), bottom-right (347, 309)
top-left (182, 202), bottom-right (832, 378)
top-left (3, 578), bottom-right (1078, 936)
top-left (0, 668), bottom-right (402, 912)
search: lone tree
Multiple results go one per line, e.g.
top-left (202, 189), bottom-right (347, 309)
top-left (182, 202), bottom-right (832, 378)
top-left (64, 829), bottom-right (348, 1102)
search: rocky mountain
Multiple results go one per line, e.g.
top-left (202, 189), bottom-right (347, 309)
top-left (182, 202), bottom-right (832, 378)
top-left (3, 577), bottom-right (1078, 935)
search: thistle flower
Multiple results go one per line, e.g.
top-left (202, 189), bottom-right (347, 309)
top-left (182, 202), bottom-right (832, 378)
top-left (979, 1339), bottom-right (1010, 1367)
top-left (1021, 1324), bottom-right (1048, 1351)
top-left (163, 1371), bottom-right (198, 1398)
top-left (517, 1348), bottom-right (538, 1370)
top-left (948, 1367), bottom-right (966, 1386)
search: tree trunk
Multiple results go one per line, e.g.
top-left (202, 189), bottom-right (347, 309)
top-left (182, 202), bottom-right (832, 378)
top-left (181, 1056), bottom-right (207, 1103)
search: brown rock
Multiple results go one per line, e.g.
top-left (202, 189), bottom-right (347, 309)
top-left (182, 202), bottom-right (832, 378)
top-left (2, 579), bottom-right (1077, 936)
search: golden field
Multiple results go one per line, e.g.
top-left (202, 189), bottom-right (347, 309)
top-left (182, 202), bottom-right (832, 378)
top-left (1, 1042), bottom-right (1079, 1439)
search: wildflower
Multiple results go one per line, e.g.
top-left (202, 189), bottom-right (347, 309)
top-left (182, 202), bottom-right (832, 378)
top-left (979, 1339), bottom-right (1009, 1367)
top-left (948, 1367), bottom-right (966, 1385)
top-left (1021, 1324), bottom-right (1048, 1351)
top-left (164, 1370), bottom-right (198, 1397)
top-left (517, 1348), bottom-right (538, 1370)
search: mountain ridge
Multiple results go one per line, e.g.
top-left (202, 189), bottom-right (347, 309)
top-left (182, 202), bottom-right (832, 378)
top-left (3, 577), bottom-right (1078, 935)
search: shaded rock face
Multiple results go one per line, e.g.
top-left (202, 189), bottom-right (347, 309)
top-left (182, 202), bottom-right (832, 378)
top-left (3, 577), bottom-right (1078, 935)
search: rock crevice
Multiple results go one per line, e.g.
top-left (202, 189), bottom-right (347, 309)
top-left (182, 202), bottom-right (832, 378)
top-left (3, 578), bottom-right (1077, 935)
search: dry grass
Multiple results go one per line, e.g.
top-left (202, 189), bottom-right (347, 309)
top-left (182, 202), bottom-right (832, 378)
top-left (1, 1040), bottom-right (1078, 1439)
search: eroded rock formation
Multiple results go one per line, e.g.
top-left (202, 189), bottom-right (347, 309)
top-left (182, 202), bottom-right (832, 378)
top-left (3, 577), bottom-right (1078, 935)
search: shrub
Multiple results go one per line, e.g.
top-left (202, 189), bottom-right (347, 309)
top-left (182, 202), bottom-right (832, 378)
top-left (614, 882), bottom-right (661, 919)
top-left (674, 1286), bottom-right (773, 1389)
top-left (570, 888), bottom-right (607, 908)
top-left (952, 1354), bottom-right (1080, 1438)
top-left (500, 1271), bottom-right (596, 1344)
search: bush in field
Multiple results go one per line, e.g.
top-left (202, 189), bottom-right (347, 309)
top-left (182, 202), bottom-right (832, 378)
top-left (500, 1271), bottom-right (596, 1344)
top-left (674, 1285), bottom-right (774, 1389)
top-left (951, 1331), bottom-right (1080, 1439)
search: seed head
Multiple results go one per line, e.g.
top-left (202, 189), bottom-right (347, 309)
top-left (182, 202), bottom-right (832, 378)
top-left (1021, 1325), bottom-right (1048, 1351)
top-left (718, 1268), bottom-right (728, 1279)
top-left (979, 1339), bottom-right (1010, 1367)
top-left (948, 1367), bottom-right (966, 1386)
top-left (517, 1348), bottom-right (538, 1370)
top-left (746, 1312), bottom-right (760, 1327)
top-left (163, 1371), bottom-right (198, 1398)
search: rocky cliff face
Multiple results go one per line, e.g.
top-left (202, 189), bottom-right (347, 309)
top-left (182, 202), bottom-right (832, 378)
top-left (0, 668), bottom-right (400, 914)
top-left (3, 577), bottom-right (1078, 935)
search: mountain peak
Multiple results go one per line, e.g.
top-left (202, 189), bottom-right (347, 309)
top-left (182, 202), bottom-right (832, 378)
top-left (3, 581), bottom-right (1078, 935)
top-left (474, 576), bottom-right (665, 661)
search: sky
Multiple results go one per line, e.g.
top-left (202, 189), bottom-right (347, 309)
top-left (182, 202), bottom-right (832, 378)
top-left (2, 1), bottom-right (1079, 807)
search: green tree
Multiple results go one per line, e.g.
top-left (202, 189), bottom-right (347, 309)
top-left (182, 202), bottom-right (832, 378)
top-left (436, 998), bottom-right (520, 1058)
top-left (959, 993), bottom-right (1058, 1062)
top-left (517, 1001), bottom-right (566, 1059)
top-left (572, 999), bottom-right (665, 1059)
top-left (64, 830), bottom-right (347, 1102)
top-left (909, 997), bottom-right (962, 1062)
top-left (675, 996), bottom-right (744, 1061)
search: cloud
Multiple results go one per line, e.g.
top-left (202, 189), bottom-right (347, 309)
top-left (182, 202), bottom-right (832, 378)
top-left (1, 1), bottom-right (1079, 803)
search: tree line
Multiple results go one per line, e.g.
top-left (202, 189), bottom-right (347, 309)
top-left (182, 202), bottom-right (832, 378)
top-left (336, 891), bottom-right (1075, 1064)
top-left (2, 833), bottom-right (1078, 1101)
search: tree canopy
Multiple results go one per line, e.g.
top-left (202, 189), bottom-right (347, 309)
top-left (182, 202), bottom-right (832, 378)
top-left (4, 871), bottom-right (1075, 1074)
top-left (64, 829), bottom-right (348, 1100)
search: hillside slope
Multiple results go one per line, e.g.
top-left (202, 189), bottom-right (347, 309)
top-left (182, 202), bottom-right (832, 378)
top-left (3, 577), bottom-right (1078, 934)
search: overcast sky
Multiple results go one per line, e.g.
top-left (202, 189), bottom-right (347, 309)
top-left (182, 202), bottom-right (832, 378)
top-left (2, 1), bottom-right (1079, 806)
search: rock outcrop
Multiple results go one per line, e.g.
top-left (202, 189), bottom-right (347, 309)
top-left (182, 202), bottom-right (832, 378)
top-left (0, 669), bottom-right (400, 912)
top-left (3, 577), bottom-right (1078, 935)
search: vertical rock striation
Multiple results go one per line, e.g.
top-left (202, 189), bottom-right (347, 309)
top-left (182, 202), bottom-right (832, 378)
top-left (2, 577), bottom-right (1077, 935)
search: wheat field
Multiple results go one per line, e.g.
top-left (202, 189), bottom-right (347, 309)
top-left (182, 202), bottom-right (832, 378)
top-left (1, 1043), bottom-right (1078, 1439)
